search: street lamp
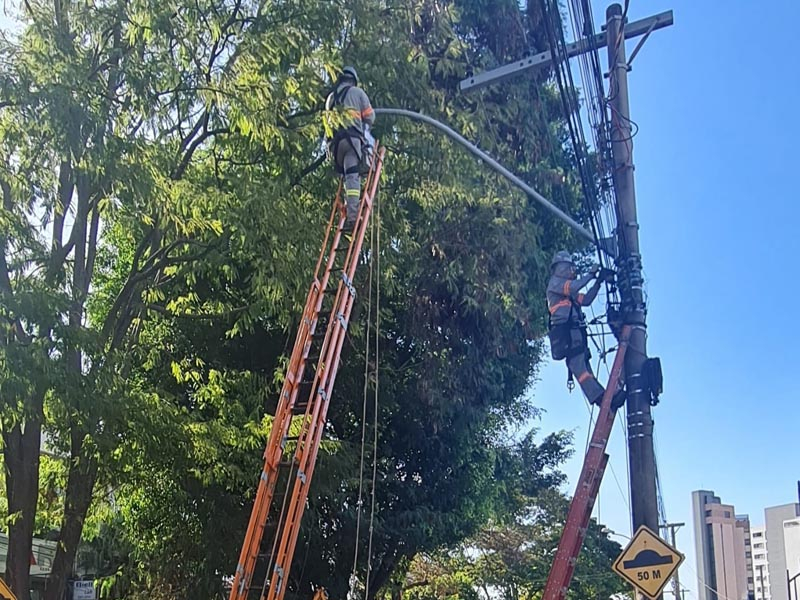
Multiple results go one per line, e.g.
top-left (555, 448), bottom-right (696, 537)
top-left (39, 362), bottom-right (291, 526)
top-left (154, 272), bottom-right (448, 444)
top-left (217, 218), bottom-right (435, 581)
top-left (601, 527), bottom-right (631, 540)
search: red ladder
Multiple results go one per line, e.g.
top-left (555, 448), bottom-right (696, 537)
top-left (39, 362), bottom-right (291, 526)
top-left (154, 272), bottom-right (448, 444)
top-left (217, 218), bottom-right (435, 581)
top-left (229, 146), bottom-right (386, 600)
top-left (542, 325), bottom-right (631, 600)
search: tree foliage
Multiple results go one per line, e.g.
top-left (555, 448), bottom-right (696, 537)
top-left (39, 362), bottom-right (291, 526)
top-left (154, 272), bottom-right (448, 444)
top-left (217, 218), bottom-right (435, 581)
top-left (0, 0), bottom-right (600, 599)
top-left (401, 489), bottom-right (626, 600)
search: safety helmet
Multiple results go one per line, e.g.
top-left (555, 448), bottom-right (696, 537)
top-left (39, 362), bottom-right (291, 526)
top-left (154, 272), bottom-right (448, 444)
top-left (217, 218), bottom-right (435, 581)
top-left (342, 66), bottom-right (359, 85)
top-left (550, 250), bottom-right (573, 269)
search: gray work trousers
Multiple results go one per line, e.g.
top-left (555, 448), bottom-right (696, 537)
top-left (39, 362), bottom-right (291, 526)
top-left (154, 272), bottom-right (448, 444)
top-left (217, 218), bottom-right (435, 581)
top-left (566, 328), bottom-right (604, 404)
top-left (334, 137), bottom-right (362, 221)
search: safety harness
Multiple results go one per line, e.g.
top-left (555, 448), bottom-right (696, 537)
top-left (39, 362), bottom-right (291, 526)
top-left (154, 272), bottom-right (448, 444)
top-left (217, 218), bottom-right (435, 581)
top-left (324, 85), bottom-right (367, 176)
top-left (548, 297), bottom-right (593, 392)
top-left (548, 294), bottom-right (589, 362)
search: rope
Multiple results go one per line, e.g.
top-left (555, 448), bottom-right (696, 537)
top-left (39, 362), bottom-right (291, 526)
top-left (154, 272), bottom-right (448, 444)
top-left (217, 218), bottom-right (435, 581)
top-left (364, 190), bottom-right (381, 600)
top-left (348, 201), bottom-right (376, 598)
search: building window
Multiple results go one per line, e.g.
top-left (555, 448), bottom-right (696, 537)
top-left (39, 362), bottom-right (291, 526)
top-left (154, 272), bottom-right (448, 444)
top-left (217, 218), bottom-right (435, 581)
top-left (748, 577), bottom-right (754, 584)
top-left (706, 510), bottom-right (712, 517)
top-left (754, 531), bottom-right (763, 538)
top-left (725, 510), bottom-right (732, 518)
top-left (755, 554), bottom-right (765, 560)
top-left (754, 543), bottom-right (764, 549)
top-left (746, 551), bottom-right (752, 558)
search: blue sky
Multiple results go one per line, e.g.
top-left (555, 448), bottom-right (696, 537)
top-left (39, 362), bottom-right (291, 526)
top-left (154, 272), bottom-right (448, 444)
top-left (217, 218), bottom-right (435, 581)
top-left (531, 0), bottom-right (800, 597)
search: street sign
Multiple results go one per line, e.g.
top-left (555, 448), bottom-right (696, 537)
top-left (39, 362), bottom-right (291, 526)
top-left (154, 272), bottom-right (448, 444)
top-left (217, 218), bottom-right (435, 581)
top-left (72, 580), bottom-right (96, 600)
top-left (0, 577), bottom-right (17, 600)
top-left (613, 526), bottom-right (685, 599)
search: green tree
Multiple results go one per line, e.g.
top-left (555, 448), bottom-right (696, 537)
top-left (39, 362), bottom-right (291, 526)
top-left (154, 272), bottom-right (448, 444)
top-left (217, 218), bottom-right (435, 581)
top-left (402, 489), bottom-right (626, 600)
top-left (0, 0), bottom-right (597, 598)
top-left (0, 0), bottom-right (340, 596)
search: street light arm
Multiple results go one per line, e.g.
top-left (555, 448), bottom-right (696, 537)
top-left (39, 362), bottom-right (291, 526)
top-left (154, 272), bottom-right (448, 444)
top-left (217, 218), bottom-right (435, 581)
top-left (373, 107), bottom-right (596, 245)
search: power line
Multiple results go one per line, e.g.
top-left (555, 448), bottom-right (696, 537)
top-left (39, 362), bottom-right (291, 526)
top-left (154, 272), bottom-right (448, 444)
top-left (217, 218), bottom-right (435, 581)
top-left (682, 560), bottom-right (743, 600)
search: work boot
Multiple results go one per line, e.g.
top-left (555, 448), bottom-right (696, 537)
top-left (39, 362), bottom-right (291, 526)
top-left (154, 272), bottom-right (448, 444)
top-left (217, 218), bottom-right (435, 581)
top-left (343, 208), bottom-right (358, 232)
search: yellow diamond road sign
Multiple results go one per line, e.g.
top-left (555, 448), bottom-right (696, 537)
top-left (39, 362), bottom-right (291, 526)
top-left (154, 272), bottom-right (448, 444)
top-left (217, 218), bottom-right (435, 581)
top-left (613, 526), bottom-right (685, 599)
top-left (0, 577), bottom-right (17, 600)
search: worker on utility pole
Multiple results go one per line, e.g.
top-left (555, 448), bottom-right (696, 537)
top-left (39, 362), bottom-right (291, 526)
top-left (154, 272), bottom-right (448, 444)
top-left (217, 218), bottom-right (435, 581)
top-left (324, 66), bottom-right (375, 230)
top-left (546, 251), bottom-right (624, 408)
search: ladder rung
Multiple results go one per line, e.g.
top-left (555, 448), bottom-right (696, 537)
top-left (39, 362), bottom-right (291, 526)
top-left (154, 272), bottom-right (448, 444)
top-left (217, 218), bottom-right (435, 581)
top-left (298, 380), bottom-right (316, 391)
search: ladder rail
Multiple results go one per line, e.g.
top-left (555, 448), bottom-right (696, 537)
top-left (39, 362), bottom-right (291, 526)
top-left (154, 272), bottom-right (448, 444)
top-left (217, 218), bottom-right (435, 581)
top-left (542, 325), bottom-right (631, 600)
top-left (230, 190), bottom-right (351, 599)
top-left (263, 147), bottom-right (385, 600)
top-left (230, 146), bottom-right (385, 600)
top-left (231, 259), bottom-right (328, 596)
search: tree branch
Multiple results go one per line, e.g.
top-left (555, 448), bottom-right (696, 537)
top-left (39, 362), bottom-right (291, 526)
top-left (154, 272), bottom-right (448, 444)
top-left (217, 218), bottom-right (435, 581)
top-left (0, 178), bottom-right (13, 295)
top-left (291, 155), bottom-right (327, 186)
top-left (171, 114), bottom-right (229, 180)
top-left (84, 205), bottom-right (100, 295)
top-left (52, 159), bottom-right (73, 255)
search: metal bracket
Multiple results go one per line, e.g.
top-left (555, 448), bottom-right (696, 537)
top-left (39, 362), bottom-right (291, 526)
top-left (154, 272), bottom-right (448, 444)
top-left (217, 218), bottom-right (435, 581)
top-left (337, 312), bottom-right (347, 330)
top-left (274, 565), bottom-right (285, 593)
top-left (341, 273), bottom-right (356, 297)
top-left (459, 10), bottom-right (673, 92)
top-left (298, 470), bottom-right (307, 484)
top-left (628, 18), bottom-right (658, 66)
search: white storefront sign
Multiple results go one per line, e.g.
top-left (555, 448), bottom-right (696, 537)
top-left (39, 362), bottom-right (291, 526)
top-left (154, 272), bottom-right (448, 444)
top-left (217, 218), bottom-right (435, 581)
top-left (72, 580), bottom-right (96, 600)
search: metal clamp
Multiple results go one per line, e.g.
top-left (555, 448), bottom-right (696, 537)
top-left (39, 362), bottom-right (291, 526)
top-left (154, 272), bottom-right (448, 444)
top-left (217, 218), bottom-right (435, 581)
top-left (341, 273), bottom-right (357, 297)
top-left (274, 565), bottom-right (285, 593)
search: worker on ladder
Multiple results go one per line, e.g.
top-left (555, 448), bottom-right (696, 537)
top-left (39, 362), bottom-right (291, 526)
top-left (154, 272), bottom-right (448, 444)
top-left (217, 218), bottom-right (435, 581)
top-left (324, 65), bottom-right (376, 231)
top-left (546, 251), bottom-right (625, 409)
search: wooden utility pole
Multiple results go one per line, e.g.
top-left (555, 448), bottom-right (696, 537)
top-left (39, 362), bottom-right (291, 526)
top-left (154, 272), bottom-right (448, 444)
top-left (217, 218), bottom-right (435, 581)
top-left (663, 522), bottom-right (685, 600)
top-left (459, 3), bottom-right (673, 598)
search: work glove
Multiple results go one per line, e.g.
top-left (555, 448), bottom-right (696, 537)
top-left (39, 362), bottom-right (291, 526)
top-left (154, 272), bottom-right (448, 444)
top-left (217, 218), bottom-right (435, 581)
top-left (600, 268), bottom-right (616, 283)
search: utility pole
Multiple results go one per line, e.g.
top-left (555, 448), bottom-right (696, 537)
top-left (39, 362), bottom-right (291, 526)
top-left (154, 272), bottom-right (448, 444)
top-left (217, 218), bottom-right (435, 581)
top-left (458, 3), bottom-right (672, 597)
top-left (606, 1), bottom-right (661, 545)
top-left (662, 522), bottom-right (685, 600)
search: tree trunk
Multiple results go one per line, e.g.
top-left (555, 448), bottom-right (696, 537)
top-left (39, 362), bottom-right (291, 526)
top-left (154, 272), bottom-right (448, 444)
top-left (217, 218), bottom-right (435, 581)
top-left (366, 552), bottom-right (403, 600)
top-left (2, 413), bottom-right (43, 600)
top-left (43, 428), bottom-right (99, 600)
